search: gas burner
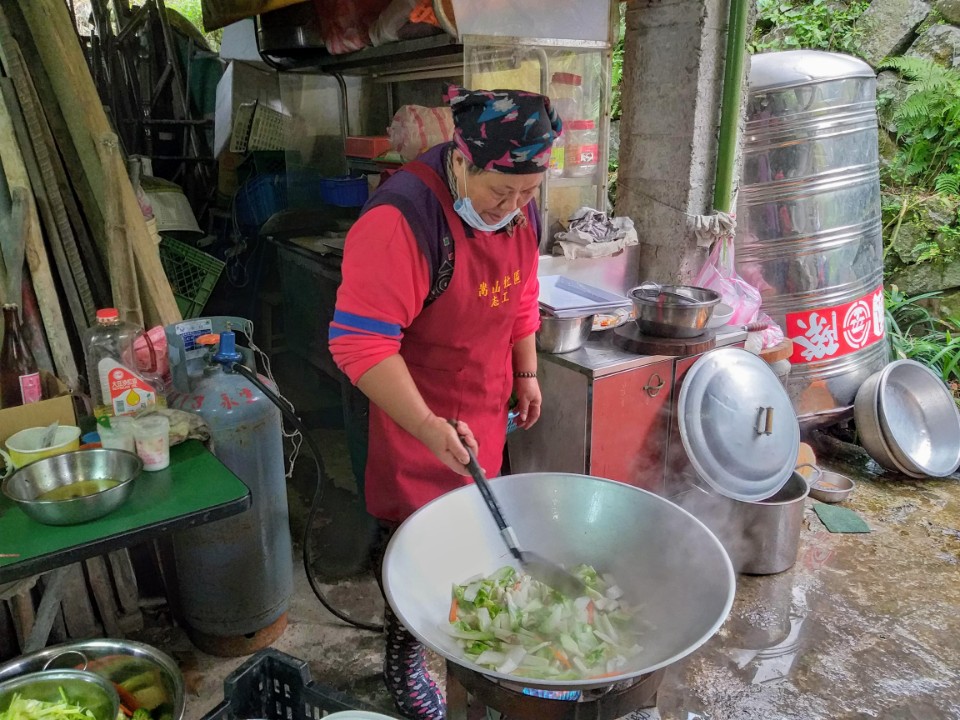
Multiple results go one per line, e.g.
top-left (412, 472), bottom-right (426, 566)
top-left (445, 660), bottom-right (664, 720)
top-left (612, 323), bottom-right (716, 357)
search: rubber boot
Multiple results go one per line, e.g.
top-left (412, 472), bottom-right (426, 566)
top-left (383, 605), bottom-right (446, 719)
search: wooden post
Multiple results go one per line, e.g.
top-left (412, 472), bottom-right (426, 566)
top-left (15, 0), bottom-right (181, 328)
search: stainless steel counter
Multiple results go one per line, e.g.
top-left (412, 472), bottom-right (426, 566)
top-left (543, 327), bottom-right (749, 378)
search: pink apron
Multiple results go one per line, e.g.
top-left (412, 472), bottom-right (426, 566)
top-left (364, 160), bottom-right (539, 523)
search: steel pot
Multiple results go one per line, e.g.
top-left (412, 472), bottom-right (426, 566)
top-left (383, 473), bottom-right (735, 690)
top-left (629, 284), bottom-right (720, 338)
top-left (536, 315), bottom-right (593, 354)
top-left (677, 471), bottom-right (808, 576)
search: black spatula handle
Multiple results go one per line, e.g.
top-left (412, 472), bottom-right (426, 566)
top-left (449, 421), bottom-right (523, 561)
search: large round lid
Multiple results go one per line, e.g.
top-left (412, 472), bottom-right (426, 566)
top-left (750, 50), bottom-right (875, 92)
top-left (678, 348), bottom-right (800, 502)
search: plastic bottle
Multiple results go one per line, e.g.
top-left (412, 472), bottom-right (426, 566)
top-left (84, 308), bottom-right (159, 418)
top-left (550, 72), bottom-right (584, 124)
top-left (564, 120), bottom-right (599, 178)
top-left (548, 134), bottom-right (565, 178)
top-left (0, 304), bottom-right (42, 408)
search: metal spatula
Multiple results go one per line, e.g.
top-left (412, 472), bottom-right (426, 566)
top-left (454, 429), bottom-right (586, 597)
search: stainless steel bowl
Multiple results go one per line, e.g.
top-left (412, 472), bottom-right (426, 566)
top-left (0, 670), bottom-right (119, 720)
top-left (878, 360), bottom-right (960, 478)
top-left (2, 449), bottom-right (143, 526)
top-left (536, 314), bottom-right (594, 354)
top-left (853, 370), bottom-right (924, 478)
top-left (808, 470), bottom-right (855, 503)
top-left (0, 640), bottom-right (184, 720)
top-left (629, 285), bottom-right (721, 338)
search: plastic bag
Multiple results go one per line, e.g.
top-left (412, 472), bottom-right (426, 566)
top-left (388, 105), bottom-right (455, 161)
top-left (693, 233), bottom-right (762, 326)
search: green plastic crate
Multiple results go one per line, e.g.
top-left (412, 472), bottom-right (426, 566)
top-left (158, 237), bottom-right (225, 319)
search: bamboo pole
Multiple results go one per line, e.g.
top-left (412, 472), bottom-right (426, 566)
top-left (0, 83), bottom-right (80, 391)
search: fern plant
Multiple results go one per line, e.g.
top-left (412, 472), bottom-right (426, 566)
top-left (878, 56), bottom-right (960, 194)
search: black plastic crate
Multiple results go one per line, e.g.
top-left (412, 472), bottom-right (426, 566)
top-left (201, 649), bottom-right (391, 720)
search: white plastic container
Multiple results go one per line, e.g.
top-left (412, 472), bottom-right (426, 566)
top-left (564, 120), bottom-right (599, 178)
top-left (99, 416), bottom-right (136, 454)
top-left (550, 72), bottom-right (584, 123)
top-left (134, 415), bottom-right (170, 471)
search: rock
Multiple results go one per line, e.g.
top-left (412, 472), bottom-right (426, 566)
top-left (890, 219), bottom-right (932, 264)
top-left (876, 70), bottom-right (910, 132)
top-left (889, 258), bottom-right (960, 294)
top-left (906, 22), bottom-right (960, 67)
top-left (878, 130), bottom-right (900, 166)
top-left (919, 193), bottom-right (960, 230)
top-left (855, 0), bottom-right (931, 66)
top-left (934, 0), bottom-right (960, 24)
top-left (934, 287), bottom-right (960, 320)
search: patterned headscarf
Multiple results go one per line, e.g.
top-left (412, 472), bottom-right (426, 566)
top-left (443, 85), bottom-right (563, 174)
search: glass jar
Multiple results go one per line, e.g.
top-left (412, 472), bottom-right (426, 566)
top-left (564, 120), bottom-right (599, 178)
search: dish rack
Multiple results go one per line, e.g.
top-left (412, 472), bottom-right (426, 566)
top-left (231, 101), bottom-right (292, 153)
top-left (200, 649), bottom-right (380, 720)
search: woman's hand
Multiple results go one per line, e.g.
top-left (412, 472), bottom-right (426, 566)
top-left (513, 377), bottom-right (542, 429)
top-left (416, 416), bottom-right (479, 476)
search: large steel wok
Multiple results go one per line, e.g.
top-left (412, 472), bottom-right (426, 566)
top-left (383, 473), bottom-right (735, 690)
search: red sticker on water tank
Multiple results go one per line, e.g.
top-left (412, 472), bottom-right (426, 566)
top-left (785, 286), bottom-right (885, 364)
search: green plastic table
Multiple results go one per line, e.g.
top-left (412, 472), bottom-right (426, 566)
top-left (0, 440), bottom-right (251, 584)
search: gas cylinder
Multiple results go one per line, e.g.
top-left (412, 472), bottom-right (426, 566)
top-left (167, 331), bottom-right (293, 654)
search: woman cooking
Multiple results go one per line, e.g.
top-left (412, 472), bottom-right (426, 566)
top-left (329, 85), bottom-right (562, 719)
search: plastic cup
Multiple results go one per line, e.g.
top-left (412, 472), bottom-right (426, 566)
top-left (134, 415), bottom-right (170, 471)
top-left (98, 416), bottom-right (136, 454)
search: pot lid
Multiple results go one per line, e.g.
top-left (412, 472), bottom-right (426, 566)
top-left (678, 348), bottom-right (800, 502)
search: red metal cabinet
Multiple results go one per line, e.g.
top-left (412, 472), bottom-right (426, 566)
top-left (589, 359), bottom-right (673, 493)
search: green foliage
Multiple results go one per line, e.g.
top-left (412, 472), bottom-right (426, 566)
top-left (886, 286), bottom-right (960, 389)
top-left (877, 56), bottom-right (960, 193)
top-left (164, 0), bottom-right (220, 49)
top-left (751, 0), bottom-right (869, 54)
top-left (611, 13), bottom-right (624, 122)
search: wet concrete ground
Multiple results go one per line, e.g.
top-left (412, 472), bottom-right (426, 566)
top-left (131, 404), bottom-right (960, 720)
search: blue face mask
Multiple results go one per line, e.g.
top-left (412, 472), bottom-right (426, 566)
top-left (453, 164), bottom-right (521, 232)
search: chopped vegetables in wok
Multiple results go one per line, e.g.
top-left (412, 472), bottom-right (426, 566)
top-left (445, 564), bottom-right (643, 680)
top-left (0, 690), bottom-right (95, 720)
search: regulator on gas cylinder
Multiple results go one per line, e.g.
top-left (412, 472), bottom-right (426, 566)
top-left (166, 329), bottom-right (293, 652)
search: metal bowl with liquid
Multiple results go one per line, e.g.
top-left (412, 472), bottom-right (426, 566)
top-left (2, 449), bottom-right (143, 525)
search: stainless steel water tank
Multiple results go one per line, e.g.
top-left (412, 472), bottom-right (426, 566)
top-left (737, 50), bottom-right (888, 427)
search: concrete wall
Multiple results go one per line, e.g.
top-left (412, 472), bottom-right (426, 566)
top-left (614, 0), bottom-right (734, 284)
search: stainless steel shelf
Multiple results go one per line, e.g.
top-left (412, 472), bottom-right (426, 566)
top-left (549, 174), bottom-right (600, 188)
top-left (259, 34), bottom-right (464, 77)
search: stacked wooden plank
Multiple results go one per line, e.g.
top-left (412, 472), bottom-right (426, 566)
top-left (0, 0), bottom-right (181, 395)
top-left (0, 1), bottom-right (173, 656)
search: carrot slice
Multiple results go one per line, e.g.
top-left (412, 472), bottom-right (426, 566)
top-left (449, 597), bottom-right (459, 623)
top-left (553, 648), bottom-right (572, 670)
top-left (586, 600), bottom-right (595, 625)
